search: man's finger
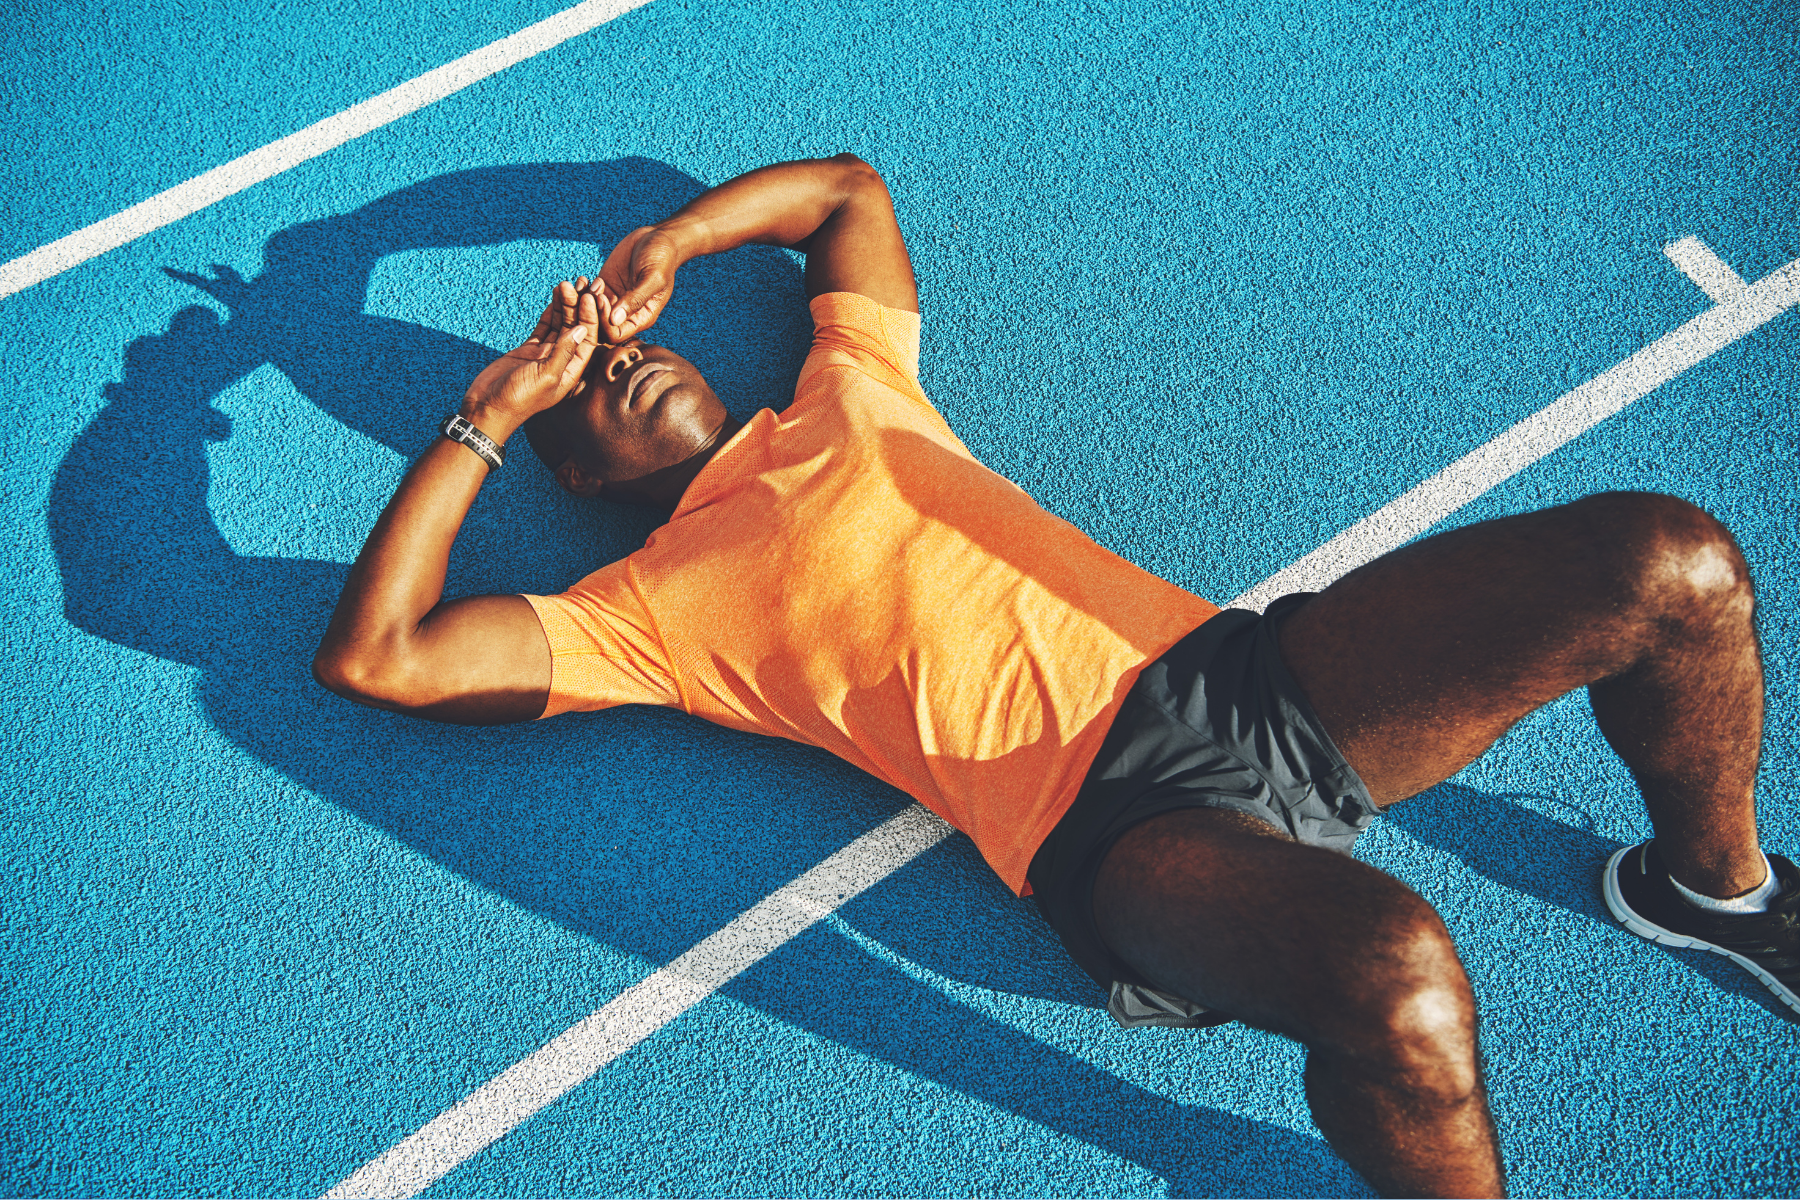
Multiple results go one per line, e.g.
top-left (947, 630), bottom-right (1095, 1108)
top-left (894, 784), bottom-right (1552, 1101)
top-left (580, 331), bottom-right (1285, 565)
top-left (611, 302), bottom-right (664, 345)
top-left (608, 296), bottom-right (647, 328)
top-left (609, 280), bottom-right (664, 329)
top-left (547, 293), bottom-right (601, 391)
top-left (556, 279), bottom-right (580, 331)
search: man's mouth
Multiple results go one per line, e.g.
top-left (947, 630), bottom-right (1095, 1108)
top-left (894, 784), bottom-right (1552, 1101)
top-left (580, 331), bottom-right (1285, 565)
top-left (622, 362), bottom-right (673, 409)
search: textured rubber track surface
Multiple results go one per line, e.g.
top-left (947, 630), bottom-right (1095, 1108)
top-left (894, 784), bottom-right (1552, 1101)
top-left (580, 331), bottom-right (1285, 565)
top-left (4, 0), bottom-right (1797, 1194)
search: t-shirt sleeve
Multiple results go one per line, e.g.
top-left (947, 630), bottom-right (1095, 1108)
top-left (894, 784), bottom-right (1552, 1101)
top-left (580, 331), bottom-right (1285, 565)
top-left (799, 292), bottom-right (926, 399)
top-left (522, 559), bottom-right (682, 718)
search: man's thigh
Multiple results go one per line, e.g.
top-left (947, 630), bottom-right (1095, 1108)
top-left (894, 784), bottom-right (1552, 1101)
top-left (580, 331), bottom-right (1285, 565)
top-left (1274, 492), bottom-right (1703, 805)
top-left (1091, 807), bottom-right (1466, 1045)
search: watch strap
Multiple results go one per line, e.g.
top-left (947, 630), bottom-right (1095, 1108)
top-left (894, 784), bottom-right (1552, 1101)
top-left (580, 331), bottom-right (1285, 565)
top-left (440, 413), bottom-right (505, 471)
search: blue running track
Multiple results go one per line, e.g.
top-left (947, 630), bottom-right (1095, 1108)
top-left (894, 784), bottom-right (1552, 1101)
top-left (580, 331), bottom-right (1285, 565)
top-left (3, 0), bottom-right (1795, 1193)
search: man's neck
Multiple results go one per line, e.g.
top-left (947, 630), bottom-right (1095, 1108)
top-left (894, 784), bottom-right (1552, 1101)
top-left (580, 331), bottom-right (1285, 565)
top-left (611, 415), bottom-right (745, 509)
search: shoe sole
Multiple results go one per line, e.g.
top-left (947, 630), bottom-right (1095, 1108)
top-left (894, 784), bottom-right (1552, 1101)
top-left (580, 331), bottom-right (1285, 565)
top-left (1602, 845), bottom-right (1800, 1018)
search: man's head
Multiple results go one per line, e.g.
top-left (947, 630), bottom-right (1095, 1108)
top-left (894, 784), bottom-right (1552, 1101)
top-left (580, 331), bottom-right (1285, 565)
top-left (524, 338), bottom-right (734, 507)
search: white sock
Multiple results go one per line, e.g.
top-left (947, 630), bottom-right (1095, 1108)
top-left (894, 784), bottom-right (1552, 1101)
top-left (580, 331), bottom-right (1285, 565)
top-left (1671, 853), bottom-right (1778, 914)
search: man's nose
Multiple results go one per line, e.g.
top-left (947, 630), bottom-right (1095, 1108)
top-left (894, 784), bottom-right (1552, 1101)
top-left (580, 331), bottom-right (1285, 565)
top-left (603, 341), bottom-right (645, 383)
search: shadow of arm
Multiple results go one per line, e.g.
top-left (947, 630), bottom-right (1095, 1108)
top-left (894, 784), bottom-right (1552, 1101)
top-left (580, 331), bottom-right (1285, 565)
top-left (48, 307), bottom-right (267, 666)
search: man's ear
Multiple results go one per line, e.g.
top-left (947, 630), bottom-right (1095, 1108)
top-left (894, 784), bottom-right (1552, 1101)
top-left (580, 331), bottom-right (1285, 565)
top-left (554, 459), bottom-right (605, 497)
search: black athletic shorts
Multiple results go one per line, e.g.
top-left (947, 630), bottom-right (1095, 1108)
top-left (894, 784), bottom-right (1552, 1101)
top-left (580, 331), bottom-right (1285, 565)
top-left (1025, 592), bottom-right (1378, 1029)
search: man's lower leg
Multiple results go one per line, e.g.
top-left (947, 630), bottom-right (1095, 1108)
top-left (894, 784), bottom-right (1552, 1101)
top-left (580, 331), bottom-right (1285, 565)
top-left (1583, 497), bottom-right (1768, 900)
top-left (1305, 1043), bottom-right (1505, 1199)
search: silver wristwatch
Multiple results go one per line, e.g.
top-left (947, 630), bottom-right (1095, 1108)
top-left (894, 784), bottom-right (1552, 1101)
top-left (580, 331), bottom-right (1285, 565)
top-left (440, 413), bottom-right (505, 471)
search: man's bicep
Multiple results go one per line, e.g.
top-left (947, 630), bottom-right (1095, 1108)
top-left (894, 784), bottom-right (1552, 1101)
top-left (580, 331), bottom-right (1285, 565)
top-left (393, 593), bottom-right (553, 725)
top-left (800, 158), bottom-right (919, 312)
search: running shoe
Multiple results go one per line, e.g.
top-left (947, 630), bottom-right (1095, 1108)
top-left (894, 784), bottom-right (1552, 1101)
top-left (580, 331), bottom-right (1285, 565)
top-left (1603, 840), bottom-right (1800, 1021)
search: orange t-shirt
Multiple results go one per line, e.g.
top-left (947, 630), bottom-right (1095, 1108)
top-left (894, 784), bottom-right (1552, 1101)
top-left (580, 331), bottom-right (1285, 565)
top-left (524, 292), bottom-right (1219, 894)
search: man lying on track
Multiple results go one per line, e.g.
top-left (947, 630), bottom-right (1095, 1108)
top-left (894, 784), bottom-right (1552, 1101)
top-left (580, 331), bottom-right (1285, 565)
top-left (312, 154), bottom-right (1798, 1198)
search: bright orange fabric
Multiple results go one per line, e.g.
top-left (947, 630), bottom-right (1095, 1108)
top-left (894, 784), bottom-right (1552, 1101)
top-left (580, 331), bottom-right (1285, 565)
top-left (524, 293), bottom-right (1219, 894)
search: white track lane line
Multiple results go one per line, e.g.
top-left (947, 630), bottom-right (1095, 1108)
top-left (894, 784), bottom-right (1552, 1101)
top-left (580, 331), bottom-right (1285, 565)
top-left (1664, 236), bottom-right (1749, 305)
top-left (324, 242), bottom-right (1795, 1197)
top-left (0, 0), bottom-right (651, 301)
top-left (1231, 249), bottom-right (1797, 612)
top-left (323, 806), bottom-right (954, 1200)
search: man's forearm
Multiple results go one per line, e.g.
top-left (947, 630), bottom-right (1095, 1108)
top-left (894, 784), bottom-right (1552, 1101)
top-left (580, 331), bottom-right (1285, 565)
top-left (597, 153), bottom-right (912, 339)
top-left (653, 154), bottom-right (878, 264)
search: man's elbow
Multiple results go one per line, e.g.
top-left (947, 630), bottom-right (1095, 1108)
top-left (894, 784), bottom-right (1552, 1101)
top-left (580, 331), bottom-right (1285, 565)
top-left (311, 645), bottom-right (404, 710)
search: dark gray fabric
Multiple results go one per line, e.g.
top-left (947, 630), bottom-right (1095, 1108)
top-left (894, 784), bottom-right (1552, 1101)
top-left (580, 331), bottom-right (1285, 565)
top-left (1107, 980), bottom-right (1218, 1028)
top-left (1027, 592), bottom-right (1377, 1029)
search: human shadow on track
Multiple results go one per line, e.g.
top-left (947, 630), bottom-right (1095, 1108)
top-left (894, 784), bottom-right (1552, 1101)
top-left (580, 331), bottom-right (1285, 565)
top-left (48, 159), bottom-right (1370, 1190)
top-left (735, 874), bottom-right (1371, 1198)
top-left (1385, 783), bottom-right (1788, 1017)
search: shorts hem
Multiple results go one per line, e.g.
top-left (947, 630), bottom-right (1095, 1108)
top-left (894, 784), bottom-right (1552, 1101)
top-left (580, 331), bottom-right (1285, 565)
top-left (1026, 591), bottom-right (1378, 1016)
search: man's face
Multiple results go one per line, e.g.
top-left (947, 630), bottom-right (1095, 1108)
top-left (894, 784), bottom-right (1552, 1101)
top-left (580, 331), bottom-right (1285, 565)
top-left (529, 338), bottom-right (729, 495)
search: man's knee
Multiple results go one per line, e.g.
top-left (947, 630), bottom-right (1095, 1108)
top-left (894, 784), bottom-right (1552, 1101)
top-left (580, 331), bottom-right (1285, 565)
top-left (1564, 491), bottom-right (1753, 624)
top-left (1303, 898), bottom-right (1482, 1101)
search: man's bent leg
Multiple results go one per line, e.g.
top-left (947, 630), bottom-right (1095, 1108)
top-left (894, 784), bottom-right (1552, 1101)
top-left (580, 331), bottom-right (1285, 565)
top-left (1277, 491), bottom-right (1766, 900)
top-left (1092, 808), bottom-right (1505, 1199)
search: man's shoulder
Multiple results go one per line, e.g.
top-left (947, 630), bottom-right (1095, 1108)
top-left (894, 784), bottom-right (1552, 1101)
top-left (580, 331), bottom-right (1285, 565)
top-left (802, 292), bottom-right (922, 391)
